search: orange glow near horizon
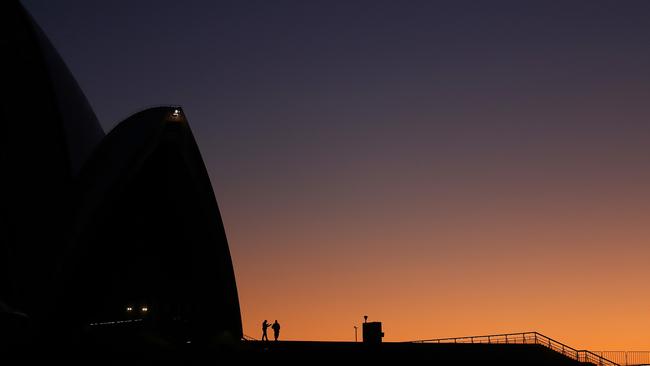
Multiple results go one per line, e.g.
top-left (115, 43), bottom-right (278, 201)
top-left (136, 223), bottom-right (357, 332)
top-left (221, 150), bottom-right (650, 351)
top-left (232, 223), bottom-right (650, 350)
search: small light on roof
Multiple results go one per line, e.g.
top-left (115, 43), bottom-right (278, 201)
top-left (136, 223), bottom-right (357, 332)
top-left (172, 109), bottom-right (181, 117)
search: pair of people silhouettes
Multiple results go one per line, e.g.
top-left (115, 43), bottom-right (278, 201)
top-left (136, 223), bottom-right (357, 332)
top-left (262, 319), bottom-right (281, 341)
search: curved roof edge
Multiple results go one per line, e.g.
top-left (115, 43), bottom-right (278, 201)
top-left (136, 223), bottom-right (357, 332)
top-left (59, 106), bottom-right (242, 340)
top-left (22, 2), bottom-right (105, 175)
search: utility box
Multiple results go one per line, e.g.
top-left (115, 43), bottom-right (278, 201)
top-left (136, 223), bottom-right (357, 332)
top-left (362, 321), bottom-right (384, 343)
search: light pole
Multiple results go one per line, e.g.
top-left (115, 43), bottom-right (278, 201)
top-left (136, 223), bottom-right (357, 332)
top-left (354, 326), bottom-right (358, 342)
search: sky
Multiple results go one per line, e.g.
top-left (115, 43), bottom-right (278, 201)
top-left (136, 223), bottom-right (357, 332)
top-left (23, 0), bottom-right (650, 350)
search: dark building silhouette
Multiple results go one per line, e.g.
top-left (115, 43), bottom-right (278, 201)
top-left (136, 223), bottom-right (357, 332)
top-left (0, 1), bottom-right (242, 345)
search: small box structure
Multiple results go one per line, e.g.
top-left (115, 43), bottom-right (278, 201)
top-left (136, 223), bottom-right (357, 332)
top-left (362, 321), bottom-right (384, 343)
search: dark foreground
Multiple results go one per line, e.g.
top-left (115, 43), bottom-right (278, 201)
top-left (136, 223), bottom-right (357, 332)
top-left (241, 341), bottom-right (588, 365)
top-left (7, 340), bottom-right (591, 365)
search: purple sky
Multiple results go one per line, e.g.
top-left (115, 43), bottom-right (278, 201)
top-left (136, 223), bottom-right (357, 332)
top-left (22, 0), bottom-right (650, 347)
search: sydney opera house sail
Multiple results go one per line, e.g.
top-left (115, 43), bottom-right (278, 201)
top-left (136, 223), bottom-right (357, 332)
top-left (0, 1), bottom-right (242, 344)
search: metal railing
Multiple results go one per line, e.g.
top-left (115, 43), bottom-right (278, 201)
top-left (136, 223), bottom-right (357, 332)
top-left (590, 351), bottom-right (650, 366)
top-left (412, 331), bottom-right (620, 366)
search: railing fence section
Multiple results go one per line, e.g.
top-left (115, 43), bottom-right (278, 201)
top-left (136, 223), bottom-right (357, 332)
top-left (412, 331), bottom-right (625, 366)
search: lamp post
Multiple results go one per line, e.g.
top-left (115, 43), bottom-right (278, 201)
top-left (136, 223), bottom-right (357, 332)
top-left (354, 326), bottom-right (358, 342)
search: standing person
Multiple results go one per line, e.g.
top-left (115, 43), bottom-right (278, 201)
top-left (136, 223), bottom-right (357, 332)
top-left (261, 320), bottom-right (271, 341)
top-left (272, 320), bottom-right (281, 341)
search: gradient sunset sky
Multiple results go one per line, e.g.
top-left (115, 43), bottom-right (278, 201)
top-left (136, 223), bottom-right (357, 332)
top-left (23, 0), bottom-right (650, 350)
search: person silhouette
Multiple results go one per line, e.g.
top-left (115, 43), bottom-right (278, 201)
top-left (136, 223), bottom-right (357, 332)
top-left (261, 319), bottom-right (271, 341)
top-left (272, 320), bottom-right (281, 341)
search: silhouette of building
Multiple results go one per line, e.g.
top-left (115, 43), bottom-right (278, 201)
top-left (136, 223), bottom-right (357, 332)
top-left (0, 1), bottom-right (242, 344)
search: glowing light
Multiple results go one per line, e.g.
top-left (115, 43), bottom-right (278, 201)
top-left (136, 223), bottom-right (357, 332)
top-left (172, 109), bottom-right (181, 117)
top-left (126, 306), bottom-right (133, 312)
top-left (141, 306), bottom-right (148, 312)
